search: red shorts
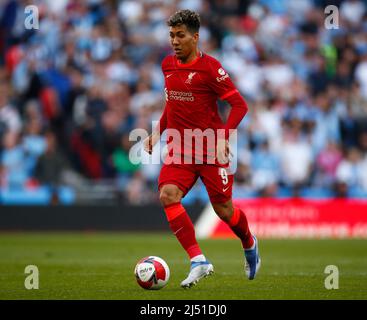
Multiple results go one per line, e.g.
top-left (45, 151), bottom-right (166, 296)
top-left (158, 163), bottom-right (233, 203)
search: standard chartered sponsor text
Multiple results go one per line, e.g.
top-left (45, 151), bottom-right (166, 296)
top-left (168, 90), bottom-right (195, 102)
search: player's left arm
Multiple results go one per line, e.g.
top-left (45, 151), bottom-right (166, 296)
top-left (217, 91), bottom-right (248, 164)
top-left (222, 91), bottom-right (248, 139)
top-left (208, 59), bottom-right (249, 163)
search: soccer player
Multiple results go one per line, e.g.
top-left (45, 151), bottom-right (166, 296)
top-left (143, 10), bottom-right (260, 288)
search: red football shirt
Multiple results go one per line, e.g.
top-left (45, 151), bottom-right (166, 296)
top-left (160, 52), bottom-right (239, 164)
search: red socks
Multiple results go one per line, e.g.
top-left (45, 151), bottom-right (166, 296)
top-left (164, 203), bottom-right (202, 259)
top-left (164, 203), bottom-right (253, 257)
top-left (227, 207), bottom-right (254, 249)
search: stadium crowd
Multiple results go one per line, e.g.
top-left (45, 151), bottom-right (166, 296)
top-left (1, 0), bottom-right (367, 205)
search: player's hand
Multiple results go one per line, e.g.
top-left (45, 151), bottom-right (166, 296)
top-left (216, 138), bottom-right (231, 164)
top-left (143, 132), bottom-right (160, 154)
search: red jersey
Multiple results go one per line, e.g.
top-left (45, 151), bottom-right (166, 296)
top-left (160, 52), bottom-right (241, 164)
top-left (162, 52), bottom-right (238, 132)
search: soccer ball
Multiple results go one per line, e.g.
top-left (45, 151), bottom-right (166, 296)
top-left (134, 256), bottom-right (170, 290)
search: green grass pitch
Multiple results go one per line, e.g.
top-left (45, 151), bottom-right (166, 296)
top-left (0, 232), bottom-right (366, 300)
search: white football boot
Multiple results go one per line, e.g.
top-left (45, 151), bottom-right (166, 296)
top-left (180, 260), bottom-right (214, 288)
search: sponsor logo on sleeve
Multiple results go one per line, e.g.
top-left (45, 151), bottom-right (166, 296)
top-left (216, 68), bottom-right (229, 82)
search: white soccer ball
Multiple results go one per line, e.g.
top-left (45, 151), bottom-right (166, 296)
top-left (134, 256), bottom-right (170, 290)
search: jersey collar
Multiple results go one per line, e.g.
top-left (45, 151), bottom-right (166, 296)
top-left (175, 51), bottom-right (203, 68)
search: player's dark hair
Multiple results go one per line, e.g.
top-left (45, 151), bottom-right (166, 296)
top-left (167, 10), bottom-right (200, 34)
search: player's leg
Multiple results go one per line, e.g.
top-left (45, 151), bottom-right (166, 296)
top-left (212, 200), bottom-right (260, 280)
top-left (200, 165), bottom-right (260, 279)
top-left (159, 183), bottom-right (203, 260)
top-left (211, 200), bottom-right (254, 249)
top-left (158, 164), bottom-right (213, 288)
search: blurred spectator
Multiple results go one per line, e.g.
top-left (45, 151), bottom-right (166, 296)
top-left (251, 139), bottom-right (280, 196)
top-left (113, 133), bottom-right (140, 186)
top-left (278, 124), bottom-right (313, 190)
top-left (34, 131), bottom-right (69, 187)
top-left (312, 92), bottom-right (341, 154)
top-left (315, 140), bottom-right (343, 187)
top-left (0, 80), bottom-right (22, 135)
top-left (335, 147), bottom-right (366, 190)
top-left (233, 148), bottom-right (252, 192)
top-left (22, 117), bottom-right (46, 176)
top-left (355, 53), bottom-right (367, 99)
top-left (1, 131), bottom-right (27, 189)
top-left (340, 0), bottom-right (366, 27)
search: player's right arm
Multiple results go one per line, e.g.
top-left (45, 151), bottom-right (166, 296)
top-left (143, 56), bottom-right (170, 154)
top-left (143, 105), bottom-right (167, 154)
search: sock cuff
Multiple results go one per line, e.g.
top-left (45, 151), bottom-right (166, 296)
top-left (187, 244), bottom-right (203, 259)
top-left (229, 207), bottom-right (241, 227)
top-left (164, 202), bottom-right (186, 221)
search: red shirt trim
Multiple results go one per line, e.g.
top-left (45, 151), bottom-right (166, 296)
top-left (220, 89), bottom-right (238, 100)
top-left (175, 51), bottom-right (202, 68)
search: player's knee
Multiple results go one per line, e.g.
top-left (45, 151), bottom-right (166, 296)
top-left (159, 186), bottom-right (182, 206)
top-left (213, 202), bottom-right (233, 223)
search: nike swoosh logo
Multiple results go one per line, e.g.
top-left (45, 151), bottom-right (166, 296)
top-left (174, 227), bottom-right (184, 235)
top-left (166, 74), bottom-right (173, 78)
top-left (222, 186), bottom-right (230, 192)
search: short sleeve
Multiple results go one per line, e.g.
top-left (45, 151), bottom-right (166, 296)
top-left (206, 58), bottom-right (238, 100)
